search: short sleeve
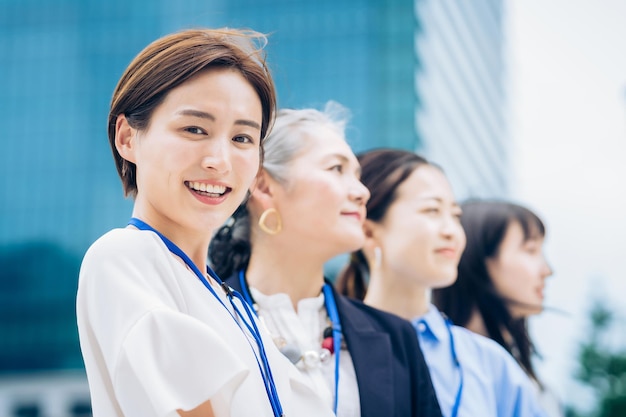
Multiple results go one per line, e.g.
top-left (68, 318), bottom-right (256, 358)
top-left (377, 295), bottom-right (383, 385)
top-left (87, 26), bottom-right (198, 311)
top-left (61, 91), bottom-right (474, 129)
top-left (114, 308), bottom-right (249, 416)
top-left (78, 230), bottom-right (249, 416)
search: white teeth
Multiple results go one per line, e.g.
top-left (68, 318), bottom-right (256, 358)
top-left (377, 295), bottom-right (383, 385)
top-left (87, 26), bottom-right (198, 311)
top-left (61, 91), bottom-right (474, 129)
top-left (188, 182), bottom-right (226, 194)
top-left (207, 184), bottom-right (226, 194)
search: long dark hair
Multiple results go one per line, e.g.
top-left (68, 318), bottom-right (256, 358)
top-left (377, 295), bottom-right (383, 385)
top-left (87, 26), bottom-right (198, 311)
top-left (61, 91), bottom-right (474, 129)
top-left (432, 199), bottom-right (546, 382)
top-left (335, 149), bottom-right (432, 299)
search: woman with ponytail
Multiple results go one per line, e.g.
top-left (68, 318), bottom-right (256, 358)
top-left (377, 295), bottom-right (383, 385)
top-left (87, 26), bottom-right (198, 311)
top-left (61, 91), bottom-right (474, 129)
top-left (336, 149), bottom-right (548, 417)
top-left (210, 103), bottom-right (441, 417)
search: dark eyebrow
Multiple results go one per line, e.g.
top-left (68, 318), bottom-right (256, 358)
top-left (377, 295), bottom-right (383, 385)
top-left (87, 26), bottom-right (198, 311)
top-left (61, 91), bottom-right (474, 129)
top-left (235, 119), bottom-right (261, 130)
top-left (176, 109), bottom-right (215, 121)
top-left (176, 109), bottom-right (260, 130)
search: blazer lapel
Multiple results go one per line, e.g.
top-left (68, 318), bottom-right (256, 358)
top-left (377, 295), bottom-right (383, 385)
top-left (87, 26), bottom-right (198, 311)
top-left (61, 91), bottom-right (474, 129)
top-left (333, 289), bottom-right (395, 417)
top-left (230, 274), bottom-right (396, 417)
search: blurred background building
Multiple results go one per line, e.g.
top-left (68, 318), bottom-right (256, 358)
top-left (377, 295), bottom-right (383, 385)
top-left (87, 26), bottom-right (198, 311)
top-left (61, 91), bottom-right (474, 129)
top-left (0, 0), bottom-right (507, 415)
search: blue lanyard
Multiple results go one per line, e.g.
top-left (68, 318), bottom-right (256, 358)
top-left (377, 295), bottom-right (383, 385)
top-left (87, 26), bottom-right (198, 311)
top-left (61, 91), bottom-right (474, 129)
top-left (444, 317), bottom-right (464, 417)
top-left (238, 270), bottom-right (342, 415)
top-left (128, 218), bottom-right (284, 417)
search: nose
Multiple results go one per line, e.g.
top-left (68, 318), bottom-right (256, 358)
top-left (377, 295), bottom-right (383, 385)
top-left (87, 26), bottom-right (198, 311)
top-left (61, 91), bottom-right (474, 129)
top-left (441, 213), bottom-right (464, 240)
top-left (350, 178), bottom-right (370, 204)
top-left (541, 255), bottom-right (553, 278)
top-left (201, 138), bottom-right (232, 174)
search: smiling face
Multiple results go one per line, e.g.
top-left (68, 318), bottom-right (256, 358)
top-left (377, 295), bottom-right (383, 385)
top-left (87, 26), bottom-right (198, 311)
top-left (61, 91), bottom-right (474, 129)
top-left (271, 125), bottom-right (370, 259)
top-left (486, 220), bottom-right (552, 318)
top-left (117, 68), bottom-right (262, 238)
top-left (373, 165), bottom-right (466, 290)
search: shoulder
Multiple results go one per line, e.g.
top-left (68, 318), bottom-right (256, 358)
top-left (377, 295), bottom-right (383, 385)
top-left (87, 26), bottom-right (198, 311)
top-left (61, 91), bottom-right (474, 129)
top-left (444, 325), bottom-right (546, 415)
top-left (84, 228), bottom-right (163, 257)
top-left (452, 325), bottom-right (532, 382)
top-left (337, 294), bottom-right (416, 335)
top-left (342, 296), bottom-right (403, 321)
top-left (82, 228), bottom-right (168, 269)
top-left (450, 325), bottom-right (509, 358)
top-left (79, 228), bottom-right (176, 296)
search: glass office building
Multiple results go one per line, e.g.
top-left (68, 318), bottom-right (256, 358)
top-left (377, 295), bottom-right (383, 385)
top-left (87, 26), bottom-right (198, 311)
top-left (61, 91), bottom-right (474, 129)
top-left (0, 0), bottom-right (506, 415)
top-left (414, 0), bottom-right (508, 198)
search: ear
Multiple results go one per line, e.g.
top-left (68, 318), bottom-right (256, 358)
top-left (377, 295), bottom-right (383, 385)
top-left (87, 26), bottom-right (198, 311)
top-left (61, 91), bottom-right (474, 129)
top-left (115, 114), bottom-right (138, 163)
top-left (249, 169), bottom-right (276, 207)
top-left (485, 255), bottom-right (498, 278)
top-left (362, 219), bottom-right (381, 256)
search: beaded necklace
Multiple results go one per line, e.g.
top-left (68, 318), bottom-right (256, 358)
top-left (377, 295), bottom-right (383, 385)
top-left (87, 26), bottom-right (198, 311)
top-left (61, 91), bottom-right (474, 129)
top-left (238, 270), bottom-right (342, 414)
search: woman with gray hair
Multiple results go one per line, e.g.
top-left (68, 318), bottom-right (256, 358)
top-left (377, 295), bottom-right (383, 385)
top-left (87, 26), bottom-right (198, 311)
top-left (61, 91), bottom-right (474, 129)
top-left (210, 102), bottom-right (442, 417)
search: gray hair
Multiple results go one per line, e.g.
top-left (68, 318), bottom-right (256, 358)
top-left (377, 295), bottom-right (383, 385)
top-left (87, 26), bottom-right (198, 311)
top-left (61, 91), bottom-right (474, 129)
top-left (263, 101), bottom-right (350, 185)
top-left (208, 100), bottom-right (351, 278)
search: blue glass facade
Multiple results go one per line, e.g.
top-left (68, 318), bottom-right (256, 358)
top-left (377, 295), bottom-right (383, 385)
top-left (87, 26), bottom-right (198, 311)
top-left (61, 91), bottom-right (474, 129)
top-left (1, 0), bottom-right (229, 379)
top-left (0, 0), bottom-right (505, 414)
top-left (0, 0), bottom-right (423, 373)
top-left (414, 0), bottom-right (508, 198)
top-left (222, 0), bottom-right (418, 152)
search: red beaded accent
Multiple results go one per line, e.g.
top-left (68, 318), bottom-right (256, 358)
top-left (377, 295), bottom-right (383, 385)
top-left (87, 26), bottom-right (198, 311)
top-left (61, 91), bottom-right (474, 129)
top-left (322, 336), bottom-right (334, 354)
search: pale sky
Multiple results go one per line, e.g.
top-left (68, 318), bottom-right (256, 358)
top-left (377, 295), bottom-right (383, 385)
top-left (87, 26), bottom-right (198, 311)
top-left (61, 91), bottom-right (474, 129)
top-left (506, 0), bottom-right (626, 409)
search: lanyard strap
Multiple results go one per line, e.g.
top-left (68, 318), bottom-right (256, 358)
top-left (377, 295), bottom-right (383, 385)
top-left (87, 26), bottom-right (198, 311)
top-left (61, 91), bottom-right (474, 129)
top-left (321, 283), bottom-right (342, 414)
top-left (444, 318), bottom-right (464, 417)
top-left (239, 270), bottom-right (342, 415)
top-left (128, 218), bottom-right (284, 417)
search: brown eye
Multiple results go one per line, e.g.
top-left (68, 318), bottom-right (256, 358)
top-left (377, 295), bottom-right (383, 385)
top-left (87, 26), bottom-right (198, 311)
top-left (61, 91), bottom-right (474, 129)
top-left (233, 135), bottom-right (253, 144)
top-left (184, 126), bottom-right (205, 135)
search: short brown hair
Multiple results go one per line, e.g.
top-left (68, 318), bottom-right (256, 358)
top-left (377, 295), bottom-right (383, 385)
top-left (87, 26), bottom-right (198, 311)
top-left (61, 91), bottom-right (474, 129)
top-left (108, 28), bottom-right (277, 197)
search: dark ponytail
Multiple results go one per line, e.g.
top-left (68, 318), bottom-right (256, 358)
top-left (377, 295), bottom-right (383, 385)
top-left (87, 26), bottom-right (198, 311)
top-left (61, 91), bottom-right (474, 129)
top-left (335, 251), bottom-right (370, 300)
top-left (336, 149), bottom-right (432, 300)
top-left (209, 205), bottom-right (252, 278)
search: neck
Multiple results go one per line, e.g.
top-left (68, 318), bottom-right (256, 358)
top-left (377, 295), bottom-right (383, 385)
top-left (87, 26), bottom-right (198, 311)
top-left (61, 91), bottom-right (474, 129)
top-left (130, 211), bottom-right (212, 275)
top-left (245, 238), bottom-right (327, 309)
top-left (466, 308), bottom-right (489, 337)
top-left (364, 267), bottom-right (430, 320)
top-left (466, 309), bottom-right (516, 349)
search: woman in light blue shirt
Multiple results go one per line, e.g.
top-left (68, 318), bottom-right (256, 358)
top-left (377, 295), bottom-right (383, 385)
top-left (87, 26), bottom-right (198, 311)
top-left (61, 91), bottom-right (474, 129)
top-left (432, 200), bottom-right (563, 416)
top-left (337, 149), bottom-right (547, 417)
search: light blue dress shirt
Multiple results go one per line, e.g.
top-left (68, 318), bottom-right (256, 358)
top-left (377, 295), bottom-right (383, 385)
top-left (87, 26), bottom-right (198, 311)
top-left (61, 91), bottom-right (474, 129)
top-left (413, 305), bottom-right (547, 417)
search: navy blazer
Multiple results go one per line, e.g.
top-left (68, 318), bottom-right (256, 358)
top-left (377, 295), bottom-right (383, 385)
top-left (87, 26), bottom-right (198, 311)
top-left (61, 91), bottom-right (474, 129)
top-left (227, 273), bottom-right (442, 417)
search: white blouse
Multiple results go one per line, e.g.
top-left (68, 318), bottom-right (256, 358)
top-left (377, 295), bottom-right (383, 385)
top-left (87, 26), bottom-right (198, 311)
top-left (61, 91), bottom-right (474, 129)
top-left (76, 228), bottom-right (334, 417)
top-left (251, 288), bottom-right (361, 417)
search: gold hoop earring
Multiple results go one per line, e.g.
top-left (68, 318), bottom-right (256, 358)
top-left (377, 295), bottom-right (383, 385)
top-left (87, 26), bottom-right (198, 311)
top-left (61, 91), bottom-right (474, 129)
top-left (258, 208), bottom-right (282, 235)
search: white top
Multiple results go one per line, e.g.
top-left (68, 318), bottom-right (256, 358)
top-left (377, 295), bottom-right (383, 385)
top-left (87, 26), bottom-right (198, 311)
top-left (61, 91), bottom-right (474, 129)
top-left (251, 288), bottom-right (361, 417)
top-left (76, 228), bottom-right (334, 417)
